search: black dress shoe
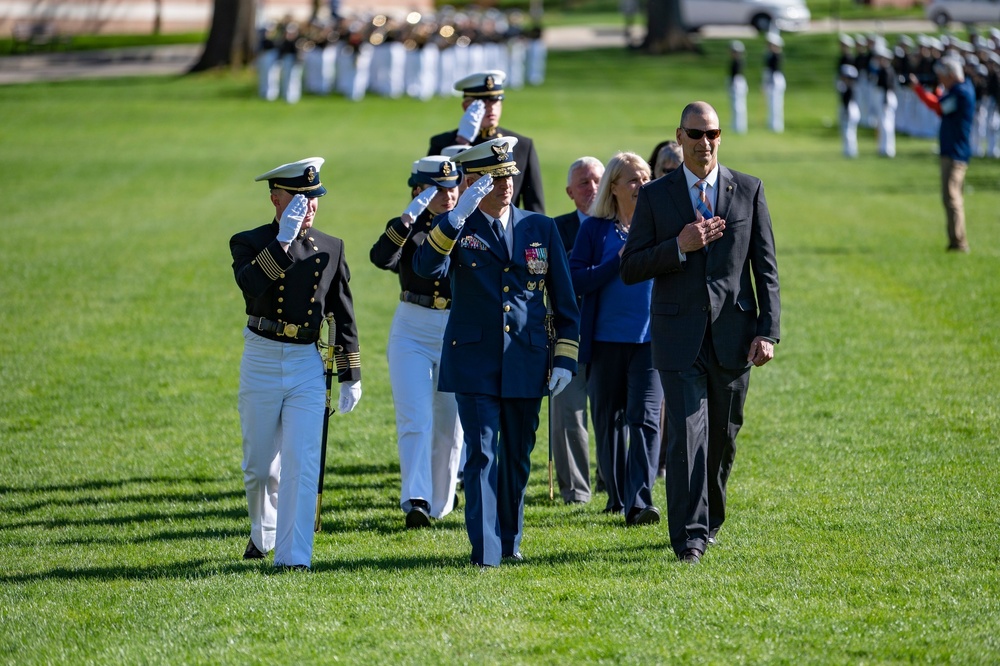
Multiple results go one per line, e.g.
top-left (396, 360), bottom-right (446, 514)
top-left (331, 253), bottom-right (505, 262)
top-left (680, 548), bottom-right (703, 564)
top-left (453, 493), bottom-right (462, 511)
top-left (243, 538), bottom-right (265, 560)
top-left (502, 552), bottom-right (524, 563)
top-left (626, 506), bottom-right (661, 526)
top-left (405, 499), bottom-right (431, 528)
top-left (707, 535), bottom-right (717, 547)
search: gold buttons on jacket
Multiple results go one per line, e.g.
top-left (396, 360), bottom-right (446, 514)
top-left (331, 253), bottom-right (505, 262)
top-left (503, 286), bottom-right (509, 292)
top-left (504, 325), bottom-right (510, 332)
top-left (504, 305), bottom-right (510, 312)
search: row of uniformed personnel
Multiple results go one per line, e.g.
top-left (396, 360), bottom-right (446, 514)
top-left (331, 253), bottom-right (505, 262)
top-left (256, 9), bottom-right (547, 103)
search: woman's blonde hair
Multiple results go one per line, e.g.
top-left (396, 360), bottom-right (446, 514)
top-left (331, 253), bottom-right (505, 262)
top-left (588, 151), bottom-right (651, 220)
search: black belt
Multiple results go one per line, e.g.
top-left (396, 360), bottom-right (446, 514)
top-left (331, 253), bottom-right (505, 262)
top-left (400, 291), bottom-right (450, 310)
top-left (248, 316), bottom-right (320, 342)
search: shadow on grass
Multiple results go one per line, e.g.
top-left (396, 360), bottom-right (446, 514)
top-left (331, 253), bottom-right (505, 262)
top-left (0, 540), bottom-right (672, 584)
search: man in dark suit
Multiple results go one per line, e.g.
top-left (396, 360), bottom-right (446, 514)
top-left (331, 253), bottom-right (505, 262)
top-left (550, 156), bottom-right (604, 504)
top-left (620, 101), bottom-right (780, 564)
top-left (427, 70), bottom-right (545, 213)
top-left (414, 137), bottom-right (580, 568)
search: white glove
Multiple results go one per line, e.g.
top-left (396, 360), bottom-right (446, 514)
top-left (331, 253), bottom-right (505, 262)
top-left (457, 99), bottom-right (486, 142)
top-left (401, 187), bottom-right (436, 226)
top-left (276, 194), bottom-right (308, 243)
top-left (338, 380), bottom-right (362, 414)
top-left (448, 174), bottom-right (493, 230)
top-left (548, 368), bottom-right (572, 397)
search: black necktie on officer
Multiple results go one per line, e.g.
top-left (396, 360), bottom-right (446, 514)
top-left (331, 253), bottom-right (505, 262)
top-left (491, 218), bottom-right (509, 261)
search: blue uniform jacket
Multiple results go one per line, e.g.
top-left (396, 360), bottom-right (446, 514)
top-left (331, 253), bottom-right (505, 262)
top-left (413, 206), bottom-right (580, 398)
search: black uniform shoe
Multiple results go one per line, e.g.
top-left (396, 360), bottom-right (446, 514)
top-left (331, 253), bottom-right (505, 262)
top-left (625, 506), bottom-right (661, 526)
top-left (243, 538), bottom-right (266, 560)
top-left (277, 564), bottom-right (310, 572)
top-left (502, 552), bottom-right (525, 563)
top-left (405, 499), bottom-right (431, 528)
top-left (680, 548), bottom-right (703, 564)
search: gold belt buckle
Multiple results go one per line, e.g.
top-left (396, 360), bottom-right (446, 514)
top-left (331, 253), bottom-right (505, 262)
top-left (433, 296), bottom-right (448, 310)
top-left (282, 323), bottom-right (299, 338)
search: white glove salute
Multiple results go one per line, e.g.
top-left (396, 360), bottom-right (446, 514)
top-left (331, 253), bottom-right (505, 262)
top-left (276, 194), bottom-right (308, 243)
top-left (457, 99), bottom-right (486, 142)
top-left (448, 174), bottom-right (493, 230)
top-left (548, 368), bottom-right (572, 397)
top-left (401, 187), bottom-right (437, 227)
top-left (338, 380), bottom-right (362, 414)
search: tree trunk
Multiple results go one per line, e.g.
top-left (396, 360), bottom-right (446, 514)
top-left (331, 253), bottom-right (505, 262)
top-left (188, 0), bottom-right (256, 72)
top-left (642, 0), bottom-right (696, 54)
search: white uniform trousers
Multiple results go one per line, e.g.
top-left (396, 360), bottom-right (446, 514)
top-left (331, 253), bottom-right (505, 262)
top-left (729, 74), bottom-right (748, 134)
top-left (279, 54), bottom-right (302, 104)
top-left (257, 49), bottom-right (280, 101)
top-left (764, 70), bottom-right (785, 132)
top-left (239, 329), bottom-right (325, 567)
top-left (841, 99), bottom-right (860, 158)
top-left (876, 88), bottom-right (897, 157)
top-left (303, 45), bottom-right (336, 96)
top-left (527, 39), bottom-right (547, 86)
top-left (388, 302), bottom-right (463, 519)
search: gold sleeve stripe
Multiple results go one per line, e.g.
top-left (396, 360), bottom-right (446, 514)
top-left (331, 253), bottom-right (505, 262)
top-left (386, 227), bottom-right (408, 247)
top-left (335, 351), bottom-right (362, 371)
top-left (554, 339), bottom-right (580, 362)
top-left (428, 226), bottom-right (455, 255)
top-left (256, 248), bottom-right (283, 281)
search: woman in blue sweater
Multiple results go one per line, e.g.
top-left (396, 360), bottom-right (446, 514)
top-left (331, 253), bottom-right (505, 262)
top-left (569, 152), bottom-right (662, 525)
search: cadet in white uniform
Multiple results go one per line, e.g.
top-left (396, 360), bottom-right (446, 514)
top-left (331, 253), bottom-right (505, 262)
top-left (370, 157), bottom-right (465, 527)
top-left (230, 158), bottom-right (363, 571)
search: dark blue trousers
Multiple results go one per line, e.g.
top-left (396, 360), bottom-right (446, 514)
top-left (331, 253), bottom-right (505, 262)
top-left (587, 341), bottom-right (662, 516)
top-left (456, 393), bottom-right (541, 567)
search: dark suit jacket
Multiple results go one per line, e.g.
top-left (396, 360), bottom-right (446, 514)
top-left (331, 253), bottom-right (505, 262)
top-left (412, 207), bottom-right (580, 398)
top-left (428, 127), bottom-right (545, 214)
top-left (552, 210), bottom-right (582, 255)
top-left (619, 165), bottom-right (780, 372)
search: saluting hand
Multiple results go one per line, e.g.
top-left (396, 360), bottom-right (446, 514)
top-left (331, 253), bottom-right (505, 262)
top-left (276, 194), bottom-right (308, 243)
top-left (457, 99), bottom-right (486, 143)
top-left (449, 174), bottom-right (493, 229)
top-left (678, 211), bottom-right (726, 253)
top-left (401, 187), bottom-right (437, 227)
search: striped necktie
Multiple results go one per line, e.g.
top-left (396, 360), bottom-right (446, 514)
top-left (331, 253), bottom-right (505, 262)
top-left (695, 180), bottom-right (713, 220)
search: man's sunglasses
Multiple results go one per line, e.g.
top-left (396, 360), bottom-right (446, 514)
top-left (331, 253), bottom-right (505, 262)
top-left (680, 127), bottom-right (722, 141)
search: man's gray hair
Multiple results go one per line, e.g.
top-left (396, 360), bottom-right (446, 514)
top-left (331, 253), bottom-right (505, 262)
top-left (566, 156), bottom-right (604, 186)
top-left (934, 56), bottom-right (965, 81)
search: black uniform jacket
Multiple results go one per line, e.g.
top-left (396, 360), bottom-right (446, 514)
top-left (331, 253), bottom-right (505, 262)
top-left (230, 219), bottom-right (361, 382)
top-left (428, 126), bottom-right (545, 214)
top-left (369, 210), bottom-right (452, 305)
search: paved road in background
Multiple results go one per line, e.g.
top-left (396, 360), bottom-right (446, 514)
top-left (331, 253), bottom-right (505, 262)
top-left (0, 19), bottom-right (939, 85)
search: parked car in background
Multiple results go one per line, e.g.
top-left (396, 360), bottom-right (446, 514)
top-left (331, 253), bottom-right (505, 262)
top-left (925, 0), bottom-right (1000, 27)
top-left (680, 0), bottom-right (812, 33)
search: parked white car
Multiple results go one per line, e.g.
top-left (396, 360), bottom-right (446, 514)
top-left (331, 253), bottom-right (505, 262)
top-left (680, 0), bottom-right (812, 33)
top-left (925, 0), bottom-right (1000, 27)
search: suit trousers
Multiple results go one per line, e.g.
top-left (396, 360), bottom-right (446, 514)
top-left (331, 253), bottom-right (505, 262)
top-left (550, 364), bottom-right (591, 503)
top-left (388, 302), bottom-right (463, 518)
top-left (238, 329), bottom-right (325, 567)
top-left (456, 393), bottom-right (541, 567)
top-left (588, 341), bottom-right (662, 516)
top-left (659, 326), bottom-right (750, 556)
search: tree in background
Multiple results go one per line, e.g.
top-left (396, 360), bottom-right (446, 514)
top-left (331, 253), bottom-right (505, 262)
top-left (189, 0), bottom-right (256, 72)
top-left (642, 0), bottom-right (696, 53)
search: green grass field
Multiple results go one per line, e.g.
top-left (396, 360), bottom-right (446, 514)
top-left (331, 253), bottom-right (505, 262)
top-left (2, 34), bottom-right (999, 664)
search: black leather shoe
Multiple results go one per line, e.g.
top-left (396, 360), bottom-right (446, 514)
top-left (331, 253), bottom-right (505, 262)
top-left (626, 506), bottom-right (661, 526)
top-left (502, 552), bottom-right (524, 563)
top-left (243, 538), bottom-right (265, 560)
top-left (405, 499), bottom-right (431, 528)
top-left (453, 493), bottom-right (462, 511)
top-left (680, 548), bottom-right (703, 564)
top-left (277, 564), bottom-right (310, 572)
top-left (707, 535), bottom-right (717, 547)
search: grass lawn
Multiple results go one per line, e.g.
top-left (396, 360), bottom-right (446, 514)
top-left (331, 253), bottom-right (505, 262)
top-left (1, 34), bottom-right (999, 664)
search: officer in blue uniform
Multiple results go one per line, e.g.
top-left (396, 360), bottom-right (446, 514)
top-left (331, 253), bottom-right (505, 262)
top-left (413, 138), bottom-right (580, 568)
top-left (230, 157), bottom-right (362, 571)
